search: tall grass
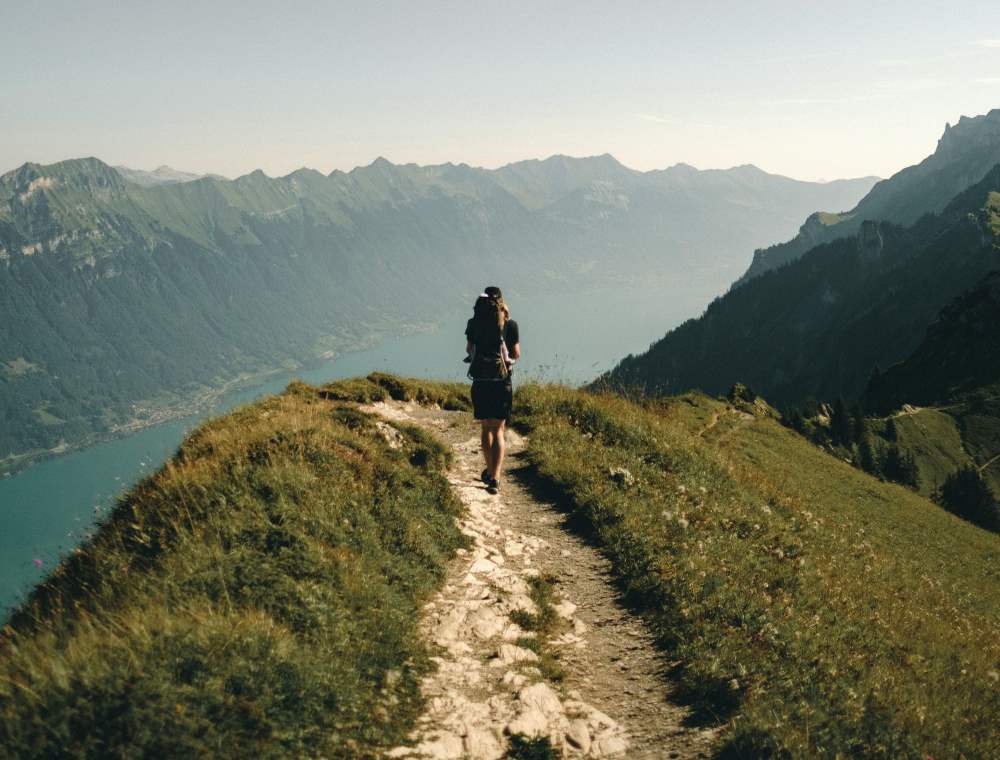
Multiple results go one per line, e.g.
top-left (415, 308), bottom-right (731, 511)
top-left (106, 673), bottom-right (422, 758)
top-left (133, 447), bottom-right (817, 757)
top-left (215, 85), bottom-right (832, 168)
top-left (0, 381), bottom-right (466, 758)
top-left (513, 383), bottom-right (1000, 758)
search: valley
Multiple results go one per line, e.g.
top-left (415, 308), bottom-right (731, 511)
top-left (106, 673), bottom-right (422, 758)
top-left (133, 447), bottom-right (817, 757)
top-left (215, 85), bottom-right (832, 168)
top-left (0, 154), bottom-right (876, 470)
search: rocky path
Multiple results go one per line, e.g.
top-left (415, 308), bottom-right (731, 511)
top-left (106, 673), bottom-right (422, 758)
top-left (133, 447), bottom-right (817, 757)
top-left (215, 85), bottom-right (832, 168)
top-left (367, 401), bottom-right (717, 759)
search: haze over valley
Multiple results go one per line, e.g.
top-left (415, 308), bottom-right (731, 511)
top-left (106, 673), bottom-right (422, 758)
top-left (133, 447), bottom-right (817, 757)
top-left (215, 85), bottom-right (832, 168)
top-left (0, 153), bottom-right (876, 469)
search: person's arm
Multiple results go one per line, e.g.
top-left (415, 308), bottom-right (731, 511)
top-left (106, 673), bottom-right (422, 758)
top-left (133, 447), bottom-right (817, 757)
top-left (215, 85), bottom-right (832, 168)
top-left (507, 320), bottom-right (521, 361)
top-left (466, 340), bottom-right (474, 354)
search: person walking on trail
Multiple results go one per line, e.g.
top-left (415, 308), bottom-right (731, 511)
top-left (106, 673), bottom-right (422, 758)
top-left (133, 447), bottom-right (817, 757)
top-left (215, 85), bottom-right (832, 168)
top-left (465, 286), bottom-right (520, 495)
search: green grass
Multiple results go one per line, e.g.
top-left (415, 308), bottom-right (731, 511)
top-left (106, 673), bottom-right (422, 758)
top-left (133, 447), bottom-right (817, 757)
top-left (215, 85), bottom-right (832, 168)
top-left (511, 383), bottom-right (1000, 758)
top-left (319, 372), bottom-right (472, 411)
top-left (7, 374), bottom-right (1000, 757)
top-left (880, 409), bottom-right (971, 496)
top-left (815, 211), bottom-right (851, 226)
top-left (509, 574), bottom-right (566, 683)
top-left (0, 380), bottom-right (467, 758)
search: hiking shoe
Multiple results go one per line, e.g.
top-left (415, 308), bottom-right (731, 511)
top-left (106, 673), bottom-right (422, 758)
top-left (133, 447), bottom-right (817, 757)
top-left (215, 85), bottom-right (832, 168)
top-left (486, 478), bottom-right (499, 495)
top-left (481, 469), bottom-right (490, 484)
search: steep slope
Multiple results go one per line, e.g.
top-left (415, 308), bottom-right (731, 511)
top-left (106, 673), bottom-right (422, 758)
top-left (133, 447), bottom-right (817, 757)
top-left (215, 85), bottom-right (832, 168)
top-left (600, 166), bottom-right (1000, 407)
top-left (0, 155), bottom-right (874, 468)
top-left (741, 108), bottom-right (1000, 283)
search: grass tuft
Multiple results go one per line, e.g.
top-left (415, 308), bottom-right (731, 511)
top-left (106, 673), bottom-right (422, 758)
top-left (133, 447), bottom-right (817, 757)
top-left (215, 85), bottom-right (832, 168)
top-left (506, 733), bottom-right (558, 759)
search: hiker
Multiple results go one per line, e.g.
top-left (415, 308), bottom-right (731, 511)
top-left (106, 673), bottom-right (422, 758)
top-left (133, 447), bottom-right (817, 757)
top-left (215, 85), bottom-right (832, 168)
top-left (465, 286), bottom-right (520, 494)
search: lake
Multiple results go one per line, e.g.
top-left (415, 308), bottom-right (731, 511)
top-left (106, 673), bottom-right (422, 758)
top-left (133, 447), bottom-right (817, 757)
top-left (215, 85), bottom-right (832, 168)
top-left (0, 282), bottom-right (719, 615)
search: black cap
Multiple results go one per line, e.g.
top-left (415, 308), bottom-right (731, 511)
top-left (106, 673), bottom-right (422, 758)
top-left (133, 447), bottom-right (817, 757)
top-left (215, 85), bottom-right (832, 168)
top-left (484, 286), bottom-right (502, 298)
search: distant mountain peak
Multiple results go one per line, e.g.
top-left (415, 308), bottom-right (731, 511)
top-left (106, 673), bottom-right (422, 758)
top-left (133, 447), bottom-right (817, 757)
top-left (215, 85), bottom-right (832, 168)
top-left (114, 164), bottom-right (211, 187)
top-left (4, 156), bottom-right (125, 196)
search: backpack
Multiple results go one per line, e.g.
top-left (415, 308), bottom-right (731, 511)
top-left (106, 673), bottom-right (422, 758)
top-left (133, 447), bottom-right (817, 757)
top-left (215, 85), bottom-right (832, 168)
top-left (467, 322), bottom-right (512, 381)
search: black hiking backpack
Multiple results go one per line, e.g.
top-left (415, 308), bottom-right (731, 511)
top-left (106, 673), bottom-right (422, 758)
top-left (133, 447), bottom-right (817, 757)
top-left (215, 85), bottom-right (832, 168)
top-left (467, 322), bottom-right (512, 381)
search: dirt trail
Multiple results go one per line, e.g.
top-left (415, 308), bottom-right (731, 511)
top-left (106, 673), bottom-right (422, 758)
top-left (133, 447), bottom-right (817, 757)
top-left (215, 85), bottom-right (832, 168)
top-left (367, 401), bottom-right (716, 759)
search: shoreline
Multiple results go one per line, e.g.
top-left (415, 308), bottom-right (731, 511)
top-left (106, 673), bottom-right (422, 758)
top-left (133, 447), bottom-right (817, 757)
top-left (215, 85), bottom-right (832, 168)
top-left (0, 322), bottom-right (442, 479)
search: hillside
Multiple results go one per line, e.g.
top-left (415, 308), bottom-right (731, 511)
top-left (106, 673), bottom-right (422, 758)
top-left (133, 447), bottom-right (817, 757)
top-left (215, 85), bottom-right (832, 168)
top-left (600, 166), bottom-right (1000, 407)
top-left (4, 376), bottom-right (998, 757)
top-left (0, 155), bottom-right (875, 471)
top-left (741, 108), bottom-right (1000, 283)
top-left (0, 377), bottom-right (471, 757)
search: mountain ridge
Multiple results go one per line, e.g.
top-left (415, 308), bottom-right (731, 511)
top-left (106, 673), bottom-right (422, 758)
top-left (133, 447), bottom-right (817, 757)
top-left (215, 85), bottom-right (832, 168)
top-left (739, 108), bottom-right (1000, 284)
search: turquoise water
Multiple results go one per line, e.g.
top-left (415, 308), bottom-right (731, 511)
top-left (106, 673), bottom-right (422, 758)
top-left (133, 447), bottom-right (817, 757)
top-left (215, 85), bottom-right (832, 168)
top-left (0, 283), bottom-right (717, 615)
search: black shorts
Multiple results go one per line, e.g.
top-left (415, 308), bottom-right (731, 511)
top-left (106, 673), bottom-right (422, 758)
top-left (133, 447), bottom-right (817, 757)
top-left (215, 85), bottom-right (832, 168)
top-left (471, 379), bottom-right (513, 422)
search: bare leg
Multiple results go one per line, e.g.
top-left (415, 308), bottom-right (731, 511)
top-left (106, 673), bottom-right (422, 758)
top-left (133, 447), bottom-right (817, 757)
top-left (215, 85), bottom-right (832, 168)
top-left (481, 422), bottom-right (495, 474)
top-left (490, 420), bottom-right (506, 481)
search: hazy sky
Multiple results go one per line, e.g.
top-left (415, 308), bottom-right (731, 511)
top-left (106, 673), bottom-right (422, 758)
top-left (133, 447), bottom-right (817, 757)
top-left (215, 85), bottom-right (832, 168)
top-left (2, 0), bottom-right (999, 181)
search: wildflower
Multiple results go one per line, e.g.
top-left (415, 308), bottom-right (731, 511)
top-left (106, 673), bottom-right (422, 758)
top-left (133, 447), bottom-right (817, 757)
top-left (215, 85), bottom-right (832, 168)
top-left (677, 516), bottom-right (690, 530)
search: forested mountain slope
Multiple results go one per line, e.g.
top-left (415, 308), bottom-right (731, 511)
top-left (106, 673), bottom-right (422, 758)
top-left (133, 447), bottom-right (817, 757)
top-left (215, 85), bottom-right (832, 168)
top-left (0, 154), bottom-right (873, 468)
top-left (600, 166), bottom-right (1000, 406)
top-left (865, 267), bottom-right (1000, 413)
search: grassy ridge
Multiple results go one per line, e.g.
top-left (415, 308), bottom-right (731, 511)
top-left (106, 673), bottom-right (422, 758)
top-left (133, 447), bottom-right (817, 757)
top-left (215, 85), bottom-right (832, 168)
top-left (512, 384), bottom-right (1000, 758)
top-left (0, 380), bottom-right (466, 758)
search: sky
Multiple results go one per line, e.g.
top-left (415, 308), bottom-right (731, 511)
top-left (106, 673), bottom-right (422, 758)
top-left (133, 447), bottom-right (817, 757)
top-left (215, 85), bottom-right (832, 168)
top-left (2, 0), bottom-right (999, 182)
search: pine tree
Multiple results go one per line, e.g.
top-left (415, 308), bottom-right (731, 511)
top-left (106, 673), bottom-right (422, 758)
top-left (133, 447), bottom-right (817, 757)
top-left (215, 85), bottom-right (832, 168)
top-left (939, 466), bottom-right (999, 532)
top-left (831, 397), bottom-right (853, 447)
top-left (783, 407), bottom-right (806, 433)
top-left (883, 445), bottom-right (906, 483)
top-left (851, 404), bottom-right (865, 443)
top-left (884, 417), bottom-right (898, 442)
top-left (859, 437), bottom-right (879, 475)
top-left (900, 451), bottom-right (920, 488)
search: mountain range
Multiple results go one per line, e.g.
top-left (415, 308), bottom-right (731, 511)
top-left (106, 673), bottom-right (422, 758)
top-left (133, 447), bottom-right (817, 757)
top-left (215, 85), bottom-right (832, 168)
top-left (0, 154), bottom-right (874, 469)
